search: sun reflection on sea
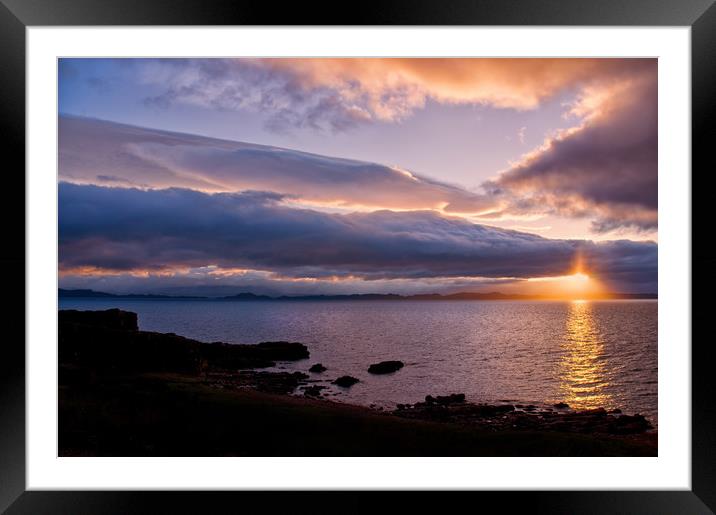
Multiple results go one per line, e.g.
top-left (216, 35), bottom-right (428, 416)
top-left (558, 300), bottom-right (613, 410)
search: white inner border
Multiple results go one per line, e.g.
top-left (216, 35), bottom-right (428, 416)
top-left (27, 27), bottom-right (691, 490)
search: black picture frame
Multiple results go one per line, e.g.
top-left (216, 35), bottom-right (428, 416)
top-left (2, 0), bottom-right (713, 512)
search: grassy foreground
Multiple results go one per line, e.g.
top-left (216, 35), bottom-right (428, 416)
top-left (59, 372), bottom-right (656, 457)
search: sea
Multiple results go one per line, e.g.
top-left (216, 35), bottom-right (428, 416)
top-left (58, 298), bottom-right (658, 424)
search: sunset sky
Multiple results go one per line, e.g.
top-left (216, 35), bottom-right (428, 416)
top-left (58, 58), bottom-right (657, 296)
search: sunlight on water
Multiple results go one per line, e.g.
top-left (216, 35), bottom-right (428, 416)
top-left (559, 300), bottom-right (613, 410)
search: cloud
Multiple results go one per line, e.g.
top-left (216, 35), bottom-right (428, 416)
top-left (137, 58), bottom-right (654, 133)
top-left (59, 183), bottom-right (657, 291)
top-left (487, 63), bottom-right (657, 233)
top-left (517, 126), bottom-right (527, 144)
top-left (59, 115), bottom-right (495, 213)
top-left (57, 267), bottom-right (530, 297)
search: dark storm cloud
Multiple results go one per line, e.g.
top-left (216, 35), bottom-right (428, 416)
top-left (58, 183), bottom-right (656, 290)
top-left (490, 64), bottom-right (658, 233)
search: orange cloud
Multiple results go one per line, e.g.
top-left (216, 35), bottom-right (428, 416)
top-left (140, 58), bottom-right (655, 133)
top-left (261, 58), bottom-right (652, 114)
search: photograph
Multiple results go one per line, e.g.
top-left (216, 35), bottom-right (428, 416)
top-left (56, 57), bottom-right (659, 458)
top-left (1, 0), bottom-right (710, 507)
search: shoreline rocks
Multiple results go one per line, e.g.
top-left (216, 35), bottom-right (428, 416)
top-left (302, 385), bottom-right (327, 397)
top-left (309, 363), bottom-right (327, 373)
top-left (393, 394), bottom-right (653, 436)
top-left (425, 393), bottom-right (466, 405)
top-left (59, 309), bottom-right (310, 374)
top-left (254, 341), bottom-right (310, 361)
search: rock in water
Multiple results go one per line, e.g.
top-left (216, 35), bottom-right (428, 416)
top-left (303, 385), bottom-right (326, 397)
top-left (255, 341), bottom-right (310, 360)
top-left (309, 363), bottom-right (327, 373)
top-left (59, 309), bottom-right (311, 374)
top-left (332, 376), bottom-right (359, 387)
top-left (367, 360), bottom-right (404, 374)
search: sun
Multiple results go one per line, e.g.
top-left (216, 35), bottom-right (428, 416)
top-left (559, 270), bottom-right (606, 299)
top-left (571, 272), bottom-right (589, 282)
top-left (525, 269), bottom-right (603, 299)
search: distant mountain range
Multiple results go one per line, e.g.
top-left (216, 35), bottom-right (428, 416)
top-left (58, 289), bottom-right (206, 299)
top-left (59, 288), bottom-right (657, 301)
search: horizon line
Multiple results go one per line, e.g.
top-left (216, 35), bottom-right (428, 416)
top-left (58, 287), bottom-right (658, 301)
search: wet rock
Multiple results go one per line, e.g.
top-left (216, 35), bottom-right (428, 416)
top-left (59, 309), bottom-right (311, 374)
top-left (215, 370), bottom-right (309, 394)
top-left (368, 360), bottom-right (404, 374)
top-left (303, 385), bottom-right (326, 397)
top-left (471, 404), bottom-right (515, 417)
top-left (392, 399), bottom-right (652, 437)
top-left (59, 308), bottom-right (138, 331)
top-left (309, 363), bottom-right (327, 373)
top-left (255, 341), bottom-right (310, 361)
top-left (333, 376), bottom-right (360, 387)
top-left (608, 414), bottom-right (652, 434)
top-left (553, 402), bottom-right (569, 409)
top-left (425, 393), bottom-right (466, 405)
top-left (608, 408), bottom-right (622, 414)
top-left (582, 407), bottom-right (607, 416)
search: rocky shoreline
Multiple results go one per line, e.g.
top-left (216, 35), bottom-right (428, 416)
top-left (59, 309), bottom-right (656, 455)
top-left (202, 368), bottom-right (653, 437)
top-left (392, 397), bottom-right (652, 435)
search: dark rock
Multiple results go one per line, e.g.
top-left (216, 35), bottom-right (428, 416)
top-left (471, 404), bottom-right (515, 417)
top-left (581, 407), bottom-right (607, 416)
top-left (303, 385), bottom-right (326, 397)
top-left (608, 414), bottom-right (652, 434)
top-left (438, 393), bottom-right (466, 404)
top-left (333, 376), bottom-right (360, 387)
top-left (309, 363), bottom-right (327, 373)
top-left (234, 371), bottom-right (308, 394)
top-left (255, 341), bottom-right (310, 360)
top-left (59, 312), bottom-right (204, 375)
top-left (425, 393), bottom-right (466, 405)
top-left (608, 408), bottom-right (622, 414)
top-left (368, 360), bottom-right (404, 374)
top-left (553, 402), bottom-right (569, 409)
top-left (59, 309), bottom-right (310, 376)
top-left (60, 308), bottom-right (138, 331)
top-left (201, 341), bottom-right (276, 370)
top-left (392, 397), bottom-right (651, 437)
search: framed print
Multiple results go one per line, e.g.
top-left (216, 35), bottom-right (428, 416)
top-left (2, 0), bottom-right (714, 512)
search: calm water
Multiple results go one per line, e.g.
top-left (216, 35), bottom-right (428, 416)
top-left (58, 299), bottom-right (658, 424)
